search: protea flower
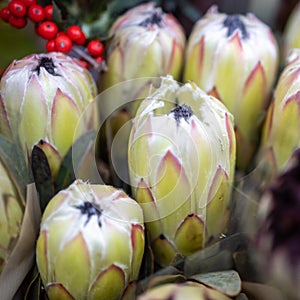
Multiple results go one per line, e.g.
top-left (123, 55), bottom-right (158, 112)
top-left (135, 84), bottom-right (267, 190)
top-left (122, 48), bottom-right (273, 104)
top-left (183, 6), bottom-right (279, 171)
top-left (36, 179), bottom-right (145, 300)
top-left (138, 281), bottom-right (231, 300)
top-left (0, 158), bottom-right (24, 273)
top-left (282, 2), bottom-right (300, 63)
top-left (256, 49), bottom-right (300, 181)
top-left (0, 52), bottom-right (98, 177)
top-left (255, 147), bottom-right (300, 299)
top-left (128, 76), bottom-right (236, 266)
top-left (99, 2), bottom-right (186, 96)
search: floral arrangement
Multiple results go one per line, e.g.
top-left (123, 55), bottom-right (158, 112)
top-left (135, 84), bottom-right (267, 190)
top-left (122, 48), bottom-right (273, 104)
top-left (1, 0), bottom-right (300, 299)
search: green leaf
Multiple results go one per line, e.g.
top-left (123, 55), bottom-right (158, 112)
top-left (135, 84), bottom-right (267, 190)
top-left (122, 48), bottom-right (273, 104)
top-left (190, 270), bottom-right (242, 297)
top-left (0, 135), bottom-right (29, 196)
top-left (55, 130), bottom-right (97, 191)
top-left (31, 145), bottom-right (54, 212)
top-left (183, 233), bottom-right (249, 276)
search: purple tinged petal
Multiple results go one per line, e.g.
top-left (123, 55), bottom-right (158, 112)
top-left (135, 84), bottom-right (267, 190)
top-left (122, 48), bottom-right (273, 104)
top-left (174, 214), bottom-right (205, 256)
top-left (54, 232), bottom-right (91, 299)
top-left (130, 224), bottom-right (145, 280)
top-left (51, 88), bottom-right (82, 157)
top-left (206, 166), bottom-right (230, 239)
top-left (151, 234), bottom-right (178, 266)
top-left (36, 140), bottom-right (62, 178)
top-left (18, 74), bottom-right (48, 151)
top-left (46, 283), bottom-right (75, 300)
top-left (90, 264), bottom-right (126, 300)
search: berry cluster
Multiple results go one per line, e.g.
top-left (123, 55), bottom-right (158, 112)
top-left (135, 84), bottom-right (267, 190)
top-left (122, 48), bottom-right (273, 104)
top-left (0, 0), bottom-right (105, 68)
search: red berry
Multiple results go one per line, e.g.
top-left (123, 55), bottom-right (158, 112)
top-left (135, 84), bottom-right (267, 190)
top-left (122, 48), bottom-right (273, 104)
top-left (46, 39), bottom-right (56, 52)
top-left (55, 34), bottom-right (72, 53)
top-left (8, 0), bottom-right (27, 17)
top-left (67, 25), bottom-right (86, 45)
top-left (8, 15), bottom-right (27, 28)
top-left (75, 31), bottom-right (86, 45)
top-left (95, 56), bottom-right (104, 64)
top-left (67, 26), bottom-right (86, 45)
top-left (56, 31), bottom-right (67, 38)
top-left (87, 40), bottom-right (104, 57)
top-left (44, 4), bottom-right (53, 20)
top-left (37, 21), bottom-right (58, 40)
top-left (20, 0), bottom-right (37, 6)
top-left (28, 4), bottom-right (45, 23)
top-left (67, 25), bottom-right (82, 40)
top-left (0, 7), bottom-right (11, 22)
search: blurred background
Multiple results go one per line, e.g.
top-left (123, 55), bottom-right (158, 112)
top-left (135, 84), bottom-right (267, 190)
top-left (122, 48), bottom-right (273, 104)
top-left (0, 0), bottom-right (298, 73)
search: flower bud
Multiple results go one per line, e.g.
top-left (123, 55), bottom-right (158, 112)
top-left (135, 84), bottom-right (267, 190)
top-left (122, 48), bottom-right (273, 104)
top-left (184, 6), bottom-right (279, 170)
top-left (0, 53), bottom-right (98, 176)
top-left (128, 76), bottom-right (235, 265)
top-left (36, 179), bottom-right (145, 300)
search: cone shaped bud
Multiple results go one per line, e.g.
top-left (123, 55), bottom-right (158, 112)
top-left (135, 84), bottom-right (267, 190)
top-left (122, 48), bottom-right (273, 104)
top-left (183, 6), bottom-right (279, 170)
top-left (99, 2), bottom-right (185, 91)
top-left (128, 75), bottom-right (236, 265)
top-left (0, 53), bottom-right (98, 177)
top-left (36, 179), bottom-right (145, 300)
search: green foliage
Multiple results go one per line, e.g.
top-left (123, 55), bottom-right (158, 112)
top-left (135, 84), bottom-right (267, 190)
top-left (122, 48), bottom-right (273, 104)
top-left (0, 135), bottom-right (30, 196)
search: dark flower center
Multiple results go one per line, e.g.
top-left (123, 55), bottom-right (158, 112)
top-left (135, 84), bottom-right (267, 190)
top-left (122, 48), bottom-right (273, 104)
top-left (34, 57), bottom-right (58, 76)
top-left (170, 104), bottom-right (193, 125)
top-left (223, 15), bottom-right (249, 39)
top-left (74, 201), bottom-right (103, 227)
top-left (139, 10), bottom-right (163, 27)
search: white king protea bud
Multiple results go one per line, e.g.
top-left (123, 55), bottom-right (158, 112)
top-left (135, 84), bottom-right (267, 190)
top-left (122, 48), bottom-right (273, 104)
top-left (36, 180), bottom-right (145, 300)
top-left (99, 2), bottom-right (186, 94)
top-left (0, 52), bottom-right (98, 176)
top-left (128, 76), bottom-right (236, 266)
top-left (183, 6), bottom-right (279, 171)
